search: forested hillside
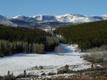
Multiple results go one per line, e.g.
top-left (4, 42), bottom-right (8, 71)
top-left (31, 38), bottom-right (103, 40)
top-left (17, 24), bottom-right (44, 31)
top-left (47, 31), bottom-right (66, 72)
top-left (0, 25), bottom-right (59, 57)
top-left (55, 20), bottom-right (107, 51)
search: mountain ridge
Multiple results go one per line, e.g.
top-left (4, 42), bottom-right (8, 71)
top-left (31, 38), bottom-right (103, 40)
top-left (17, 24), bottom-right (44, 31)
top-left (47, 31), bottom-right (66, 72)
top-left (0, 14), bottom-right (107, 28)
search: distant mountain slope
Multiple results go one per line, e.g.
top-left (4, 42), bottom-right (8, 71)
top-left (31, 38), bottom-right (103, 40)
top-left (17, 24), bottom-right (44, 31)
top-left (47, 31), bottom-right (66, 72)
top-left (0, 14), bottom-right (107, 28)
top-left (0, 15), bottom-right (17, 27)
top-left (55, 20), bottom-right (107, 51)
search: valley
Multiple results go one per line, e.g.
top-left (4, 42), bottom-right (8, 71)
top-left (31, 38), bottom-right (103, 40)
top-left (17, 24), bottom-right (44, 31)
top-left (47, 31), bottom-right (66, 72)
top-left (0, 16), bottom-right (107, 80)
top-left (0, 44), bottom-right (91, 76)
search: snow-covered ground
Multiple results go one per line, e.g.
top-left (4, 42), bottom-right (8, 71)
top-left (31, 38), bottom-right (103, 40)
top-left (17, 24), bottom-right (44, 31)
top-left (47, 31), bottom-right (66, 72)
top-left (0, 44), bottom-right (90, 76)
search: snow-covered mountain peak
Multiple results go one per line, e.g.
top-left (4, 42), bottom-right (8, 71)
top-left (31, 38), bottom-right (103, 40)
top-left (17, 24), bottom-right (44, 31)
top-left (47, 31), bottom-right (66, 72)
top-left (12, 16), bottom-right (29, 20)
top-left (64, 14), bottom-right (85, 17)
top-left (0, 15), bottom-right (17, 27)
top-left (0, 13), bottom-right (107, 28)
top-left (101, 15), bottom-right (107, 20)
top-left (56, 14), bottom-right (89, 23)
top-left (12, 16), bottom-right (21, 19)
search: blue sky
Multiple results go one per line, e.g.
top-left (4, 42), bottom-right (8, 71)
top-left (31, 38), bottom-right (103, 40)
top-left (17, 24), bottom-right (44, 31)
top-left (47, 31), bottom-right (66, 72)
top-left (0, 0), bottom-right (107, 16)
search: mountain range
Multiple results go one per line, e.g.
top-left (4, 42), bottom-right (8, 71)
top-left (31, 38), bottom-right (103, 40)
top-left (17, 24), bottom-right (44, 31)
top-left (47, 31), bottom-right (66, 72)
top-left (0, 14), bottom-right (107, 28)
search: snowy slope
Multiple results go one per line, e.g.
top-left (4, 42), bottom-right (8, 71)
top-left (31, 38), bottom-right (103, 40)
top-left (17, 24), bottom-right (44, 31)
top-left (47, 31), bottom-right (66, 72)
top-left (0, 14), bottom-right (107, 28)
top-left (10, 14), bottom-right (106, 27)
top-left (56, 14), bottom-right (100, 23)
top-left (12, 14), bottom-right (104, 24)
top-left (102, 15), bottom-right (107, 20)
top-left (0, 44), bottom-right (90, 76)
top-left (0, 15), bottom-right (17, 26)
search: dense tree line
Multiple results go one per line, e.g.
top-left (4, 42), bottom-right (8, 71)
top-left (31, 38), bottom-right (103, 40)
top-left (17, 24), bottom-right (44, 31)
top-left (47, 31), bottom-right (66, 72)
top-left (0, 25), bottom-right (50, 43)
top-left (55, 20), bottom-right (107, 51)
top-left (0, 25), bottom-right (59, 57)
